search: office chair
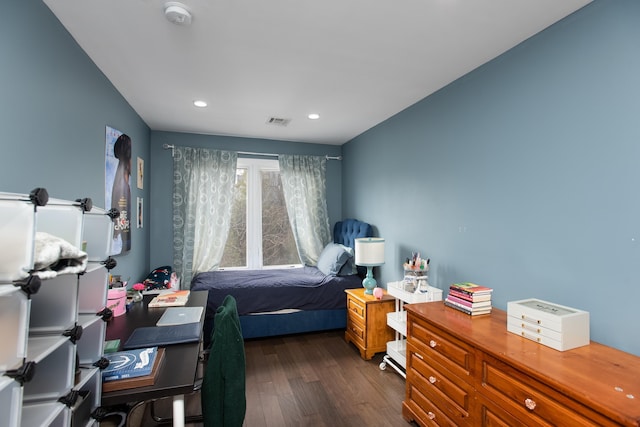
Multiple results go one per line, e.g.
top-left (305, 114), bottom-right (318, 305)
top-left (128, 295), bottom-right (246, 426)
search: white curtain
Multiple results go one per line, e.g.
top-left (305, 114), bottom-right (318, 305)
top-left (173, 147), bottom-right (238, 288)
top-left (278, 154), bottom-right (331, 266)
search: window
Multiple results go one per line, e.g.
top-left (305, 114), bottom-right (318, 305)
top-left (220, 158), bottom-right (300, 269)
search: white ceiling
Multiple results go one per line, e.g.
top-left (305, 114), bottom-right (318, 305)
top-left (43, 0), bottom-right (591, 145)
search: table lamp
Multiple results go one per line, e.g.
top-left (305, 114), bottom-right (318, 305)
top-left (355, 237), bottom-right (385, 295)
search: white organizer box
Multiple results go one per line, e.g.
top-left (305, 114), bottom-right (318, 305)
top-left (507, 298), bottom-right (590, 351)
top-left (0, 189), bottom-right (115, 427)
top-left (380, 280), bottom-right (443, 377)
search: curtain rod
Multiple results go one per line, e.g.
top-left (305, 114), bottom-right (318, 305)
top-left (162, 144), bottom-right (341, 160)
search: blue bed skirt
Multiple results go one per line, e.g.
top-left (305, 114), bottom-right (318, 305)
top-left (240, 309), bottom-right (347, 339)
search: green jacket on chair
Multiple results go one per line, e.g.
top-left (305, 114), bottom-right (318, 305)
top-left (201, 295), bottom-right (246, 426)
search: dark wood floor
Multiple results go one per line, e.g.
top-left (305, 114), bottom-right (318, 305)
top-left (105, 329), bottom-right (411, 426)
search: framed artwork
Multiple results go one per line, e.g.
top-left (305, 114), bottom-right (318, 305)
top-left (137, 197), bottom-right (144, 229)
top-left (137, 157), bottom-right (144, 189)
top-left (105, 126), bottom-right (132, 255)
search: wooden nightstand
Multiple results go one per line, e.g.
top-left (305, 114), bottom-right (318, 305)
top-left (344, 288), bottom-right (395, 360)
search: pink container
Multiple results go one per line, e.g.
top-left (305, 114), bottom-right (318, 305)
top-left (107, 288), bottom-right (127, 317)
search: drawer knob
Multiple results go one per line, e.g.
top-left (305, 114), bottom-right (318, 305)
top-left (428, 376), bottom-right (437, 384)
top-left (524, 398), bottom-right (537, 411)
top-left (429, 340), bottom-right (437, 348)
top-left (427, 412), bottom-right (436, 420)
top-left (414, 352), bottom-right (424, 360)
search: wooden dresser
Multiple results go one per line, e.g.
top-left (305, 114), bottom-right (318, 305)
top-left (403, 302), bottom-right (640, 426)
top-left (344, 288), bottom-right (395, 360)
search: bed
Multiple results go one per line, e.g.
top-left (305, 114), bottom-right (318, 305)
top-left (190, 218), bottom-right (372, 340)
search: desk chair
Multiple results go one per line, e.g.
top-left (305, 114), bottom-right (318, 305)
top-left (201, 294), bottom-right (246, 426)
top-left (129, 295), bottom-right (246, 427)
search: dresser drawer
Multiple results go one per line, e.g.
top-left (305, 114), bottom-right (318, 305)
top-left (481, 355), bottom-right (617, 426)
top-left (407, 342), bottom-right (472, 423)
top-left (407, 316), bottom-right (473, 379)
top-left (404, 382), bottom-right (460, 427)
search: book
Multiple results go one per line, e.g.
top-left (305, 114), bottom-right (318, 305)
top-left (444, 299), bottom-right (492, 316)
top-left (102, 346), bottom-right (160, 382)
top-left (103, 339), bottom-right (121, 354)
top-left (449, 282), bottom-right (493, 296)
top-left (122, 322), bottom-right (202, 350)
top-left (446, 294), bottom-right (492, 309)
top-left (156, 306), bottom-right (204, 326)
top-left (148, 290), bottom-right (190, 307)
top-left (447, 288), bottom-right (492, 302)
top-left (102, 347), bottom-right (165, 392)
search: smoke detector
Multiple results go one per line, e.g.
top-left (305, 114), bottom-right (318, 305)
top-left (164, 2), bottom-right (192, 26)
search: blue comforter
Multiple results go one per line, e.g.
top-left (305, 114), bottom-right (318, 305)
top-left (190, 266), bottom-right (362, 315)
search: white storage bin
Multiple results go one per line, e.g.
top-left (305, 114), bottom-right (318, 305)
top-left (37, 199), bottom-right (84, 250)
top-left (0, 376), bottom-right (23, 427)
top-left (22, 401), bottom-right (69, 427)
top-left (76, 315), bottom-right (106, 366)
top-left (507, 298), bottom-right (590, 351)
top-left (82, 207), bottom-right (114, 262)
top-left (24, 336), bottom-right (75, 403)
top-left (72, 367), bottom-right (101, 427)
top-left (30, 273), bottom-right (79, 334)
top-left (386, 339), bottom-right (407, 369)
top-left (387, 280), bottom-right (443, 303)
top-left (0, 286), bottom-right (30, 372)
top-left (0, 193), bottom-right (37, 283)
top-left (78, 263), bottom-right (108, 315)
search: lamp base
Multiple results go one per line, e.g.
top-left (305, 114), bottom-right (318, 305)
top-left (362, 267), bottom-right (377, 295)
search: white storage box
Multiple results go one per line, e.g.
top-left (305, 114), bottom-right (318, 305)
top-left (22, 401), bottom-right (69, 427)
top-left (0, 376), bottom-right (23, 427)
top-left (0, 286), bottom-right (30, 372)
top-left (72, 367), bottom-right (101, 426)
top-left (76, 314), bottom-right (106, 366)
top-left (24, 336), bottom-right (75, 403)
top-left (81, 207), bottom-right (114, 262)
top-left (0, 193), bottom-right (37, 283)
top-left (507, 298), bottom-right (590, 351)
top-left (30, 273), bottom-right (79, 334)
top-left (77, 263), bottom-right (108, 315)
top-left (37, 199), bottom-right (84, 250)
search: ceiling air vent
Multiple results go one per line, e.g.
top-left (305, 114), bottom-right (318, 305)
top-left (266, 117), bottom-right (291, 127)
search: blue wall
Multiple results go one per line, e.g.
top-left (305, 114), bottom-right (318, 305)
top-left (148, 132), bottom-right (343, 268)
top-left (0, 1), bottom-right (151, 282)
top-left (343, 0), bottom-right (640, 355)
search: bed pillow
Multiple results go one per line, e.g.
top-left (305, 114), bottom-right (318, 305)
top-left (337, 255), bottom-right (358, 276)
top-left (316, 243), bottom-right (354, 276)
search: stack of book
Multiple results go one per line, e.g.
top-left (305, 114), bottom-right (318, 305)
top-left (444, 282), bottom-right (493, 316)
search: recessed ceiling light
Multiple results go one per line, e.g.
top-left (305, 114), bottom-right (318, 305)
top-left (193, 100), bottom-right (207, 108)
top-left (308, 113), bottom-right (320, 120)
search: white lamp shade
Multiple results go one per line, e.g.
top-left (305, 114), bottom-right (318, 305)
top-left (355, 237), bottom-right (385, 266)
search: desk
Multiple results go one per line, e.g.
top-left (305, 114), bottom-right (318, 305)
top-left (102, 290), bottom-right (207, 427)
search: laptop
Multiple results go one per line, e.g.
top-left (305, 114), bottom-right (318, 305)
top-left (122, 322), bottom-right (202, 350)
top-left (155, 306), bottom-right (204, 326)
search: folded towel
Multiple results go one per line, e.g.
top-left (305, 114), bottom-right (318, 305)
top-left (32, 231), bottom-right (88, 279)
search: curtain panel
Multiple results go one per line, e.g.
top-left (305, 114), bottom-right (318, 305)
top-left (278, 154), bottom-right (332, 266)
top-left (173, 147), bottom-right (238, 288)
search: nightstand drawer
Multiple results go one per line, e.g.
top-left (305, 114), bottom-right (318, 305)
top-left (346, 318), bottom-right (365, 344)
top-left (347, 297), bottom-right (365, 321)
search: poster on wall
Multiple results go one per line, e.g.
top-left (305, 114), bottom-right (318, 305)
top-left (105, 126), bottom-right (132, 255)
